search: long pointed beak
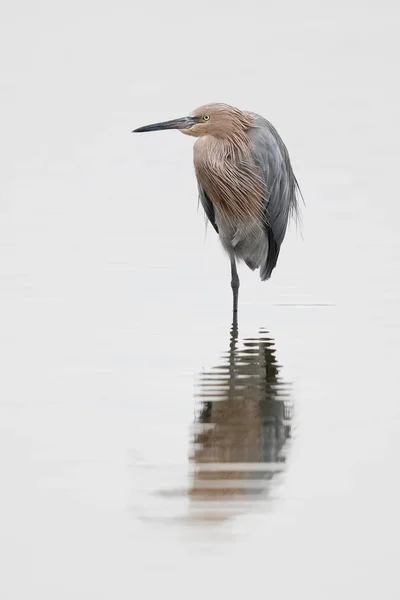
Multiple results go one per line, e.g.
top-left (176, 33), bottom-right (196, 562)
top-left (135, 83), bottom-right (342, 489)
top-left (132, 116), bottom-right (197, 133)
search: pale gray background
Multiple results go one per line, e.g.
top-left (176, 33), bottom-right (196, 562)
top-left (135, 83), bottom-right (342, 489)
top-left (1, 0), bottom-right (400, 598)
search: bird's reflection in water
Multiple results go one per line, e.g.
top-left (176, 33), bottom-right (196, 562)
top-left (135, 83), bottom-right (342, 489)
top-left (188, 322), bottom-right (292, 519)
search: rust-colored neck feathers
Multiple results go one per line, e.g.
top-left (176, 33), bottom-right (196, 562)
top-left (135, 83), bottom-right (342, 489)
top-left (191, 104), bottom-right (264, 225)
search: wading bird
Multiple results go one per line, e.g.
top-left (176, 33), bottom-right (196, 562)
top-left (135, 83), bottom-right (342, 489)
top-left (133, 103), bottom-right (301, 319)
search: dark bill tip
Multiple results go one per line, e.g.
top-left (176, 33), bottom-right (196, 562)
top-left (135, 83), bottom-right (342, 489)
top-left (132, 116), bottom-right (197, 133)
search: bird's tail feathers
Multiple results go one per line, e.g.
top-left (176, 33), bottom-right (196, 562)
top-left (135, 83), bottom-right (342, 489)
top-left (260, 233), bottom-right (280, 281)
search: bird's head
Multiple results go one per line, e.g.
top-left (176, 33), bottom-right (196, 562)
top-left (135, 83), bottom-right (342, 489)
top-left (133, 103), bottom-right (254, 140)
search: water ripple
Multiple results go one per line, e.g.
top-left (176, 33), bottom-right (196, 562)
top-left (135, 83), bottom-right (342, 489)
top-left (188, 323), bottom-right (293, 520)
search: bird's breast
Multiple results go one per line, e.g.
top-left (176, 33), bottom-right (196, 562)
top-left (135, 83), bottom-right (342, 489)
top-left (193, 137), bottom-right (264, 223)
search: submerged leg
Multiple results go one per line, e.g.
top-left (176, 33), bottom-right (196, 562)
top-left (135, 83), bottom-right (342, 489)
top-left (230, 255), bottom-right (240, 319)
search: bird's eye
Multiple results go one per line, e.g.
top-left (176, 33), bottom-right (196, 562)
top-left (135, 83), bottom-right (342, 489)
top-left (202, 114), bottom-right (210, 121)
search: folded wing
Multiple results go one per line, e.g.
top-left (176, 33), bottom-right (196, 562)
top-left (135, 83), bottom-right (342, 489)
top-left (249, 116), bottom-right (301, 280)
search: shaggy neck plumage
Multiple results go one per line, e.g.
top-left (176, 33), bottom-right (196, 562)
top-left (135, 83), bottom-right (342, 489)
top-left (193, 130), bottom-right (264, 225)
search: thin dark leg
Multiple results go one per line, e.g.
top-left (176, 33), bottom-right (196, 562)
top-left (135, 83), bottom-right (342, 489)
top-left (230, 255), bottom-right (240, 322)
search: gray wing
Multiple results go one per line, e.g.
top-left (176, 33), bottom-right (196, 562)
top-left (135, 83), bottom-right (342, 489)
top-left (249, 116), bottom-right (301, 280)
top-left (198, 184), bottom-right (219, 234)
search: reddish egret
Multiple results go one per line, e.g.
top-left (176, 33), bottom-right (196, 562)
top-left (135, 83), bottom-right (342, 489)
top-left (133, 103), bottom-right (301, 318)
